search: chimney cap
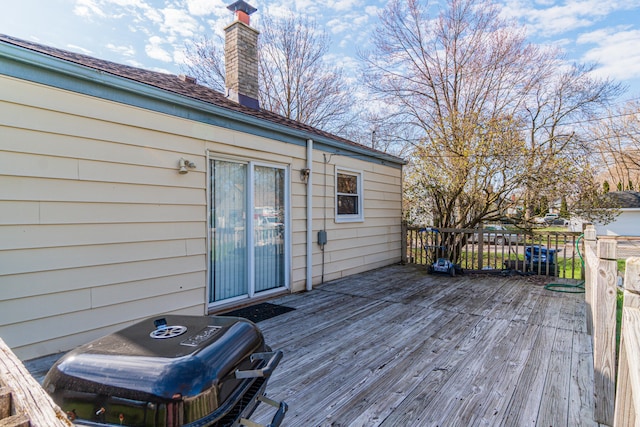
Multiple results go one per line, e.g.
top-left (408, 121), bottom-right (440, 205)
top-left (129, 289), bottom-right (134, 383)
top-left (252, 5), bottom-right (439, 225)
top-left (227, 0), bottom-right (257, 15)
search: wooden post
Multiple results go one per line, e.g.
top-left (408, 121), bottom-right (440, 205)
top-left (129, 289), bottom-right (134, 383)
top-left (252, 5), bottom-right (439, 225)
top-left (477, 228), bottom-right (484, 270)
top-left (593, 238), bottom-right (618, 426)
top-left (401, 222), bottom-right (408, 265)
top-left (584, 225), bottom-right (597, 335)
top-left (0, 338), bottom-right (72, 427)
top-left (614, 257), bottom-right (640, 426)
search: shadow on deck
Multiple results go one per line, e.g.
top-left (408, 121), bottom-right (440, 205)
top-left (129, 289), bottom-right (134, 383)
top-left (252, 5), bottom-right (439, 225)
top-left (251, 263), bottom-right (597, 427)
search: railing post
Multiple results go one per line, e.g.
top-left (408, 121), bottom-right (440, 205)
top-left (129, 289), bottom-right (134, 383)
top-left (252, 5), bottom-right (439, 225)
top-left (593, 238), bottom-right (618, 426)
top-left (584, 226), bottom-right (597, 335)
top-left (0, 338), bottom-right (72, 427)
top-left (477, 228), bottom-right (484, 270)
top-left (614, 257), bottom-right (640, 427)
top-left (401, 222), bottom-right (408, 265)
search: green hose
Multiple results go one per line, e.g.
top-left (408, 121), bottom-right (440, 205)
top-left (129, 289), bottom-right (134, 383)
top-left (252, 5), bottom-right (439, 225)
top-left (544, 234), bottom-right (586, 293)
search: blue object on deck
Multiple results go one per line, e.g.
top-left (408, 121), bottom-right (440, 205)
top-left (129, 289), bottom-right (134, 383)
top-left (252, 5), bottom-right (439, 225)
top-left (525, 245), bottom-right (558, 264)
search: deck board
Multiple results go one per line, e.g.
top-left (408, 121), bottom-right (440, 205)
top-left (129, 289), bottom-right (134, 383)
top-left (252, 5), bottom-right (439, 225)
top-left (22, 264), bottom-right (598, 426)
top-left (252, 264), bottom-right (598, 426)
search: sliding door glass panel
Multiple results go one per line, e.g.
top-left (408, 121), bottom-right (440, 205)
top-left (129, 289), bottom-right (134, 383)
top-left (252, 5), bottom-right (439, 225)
top-left (254, 165), bottom-right (285, 293)
top-left (210, 160), bottom-right (248, 302)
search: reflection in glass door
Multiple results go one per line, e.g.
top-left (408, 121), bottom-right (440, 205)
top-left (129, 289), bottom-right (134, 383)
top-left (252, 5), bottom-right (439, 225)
top-left (210, 160), bottom-right (247, 302)
top-left (254, 166), bottom-right (285, 292)
top-left (210, 159), bottom-right (287, 304)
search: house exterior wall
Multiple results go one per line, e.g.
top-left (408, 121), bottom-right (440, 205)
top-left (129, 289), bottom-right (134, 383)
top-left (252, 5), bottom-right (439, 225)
top-left (0, 74), bottom-right (403, 360)
top-left (310, 156), bottom-right (402, 282)
top-left (594, 209), bottom-right (640, 236)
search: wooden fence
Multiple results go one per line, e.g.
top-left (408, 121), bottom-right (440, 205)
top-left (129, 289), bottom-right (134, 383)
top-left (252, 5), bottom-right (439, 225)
top-left (582, 225), bottom-right (640, 426)
top-left (402, 225), bottom-right (584, 279)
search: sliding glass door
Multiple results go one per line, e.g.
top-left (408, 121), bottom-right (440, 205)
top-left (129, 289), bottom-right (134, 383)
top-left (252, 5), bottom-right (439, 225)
top-left (210, 159), bottom-right (288, 304)
top-left (254, 165), bottom-right (286, 292)
top-left (210, 160), bottom-right (248, 301)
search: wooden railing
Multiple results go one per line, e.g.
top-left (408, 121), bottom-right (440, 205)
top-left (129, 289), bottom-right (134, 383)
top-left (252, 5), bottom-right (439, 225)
top-left (584, 227), bottom-right (618, 426)
top-left (615, 257), bottom-right (640, 427)
top-left (583, 225), bottom-right (640, 426)
top-left (0, 338), bottom-right (71, 427)
top-left (402, 224), bottom-right (584, 279)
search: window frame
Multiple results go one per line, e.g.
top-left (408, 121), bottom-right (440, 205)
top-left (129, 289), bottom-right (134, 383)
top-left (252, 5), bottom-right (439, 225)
top-left (335, 168), bottom-right (364, 223)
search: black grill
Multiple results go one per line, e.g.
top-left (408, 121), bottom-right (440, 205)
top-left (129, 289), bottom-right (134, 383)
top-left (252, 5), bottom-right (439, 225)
top-left (43, 315), bottom-right (287, 427)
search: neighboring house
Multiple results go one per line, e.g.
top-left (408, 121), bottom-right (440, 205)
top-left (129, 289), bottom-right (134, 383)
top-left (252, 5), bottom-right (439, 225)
top-left (0, 5), bottom-right (405, 360)
top-left (594, 191), bottom-right (640, 236)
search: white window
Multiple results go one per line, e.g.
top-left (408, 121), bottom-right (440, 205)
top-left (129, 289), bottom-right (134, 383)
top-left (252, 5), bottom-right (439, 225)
top-left (336, 169), bottom-right (364, 222)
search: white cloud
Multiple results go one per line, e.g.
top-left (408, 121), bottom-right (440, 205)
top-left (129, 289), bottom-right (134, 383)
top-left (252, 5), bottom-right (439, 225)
top-left (186, 0), bottom-right (227, 17)
top-left (326, 17), bottom-right (351, 34)
top-left (66, 44), bottom-right (93, 55)
top-left (577, 27), bottom-right (640, 81)
top-left (73, 0), bottom-right (106, 18)
top-left (145, 36), bottom-right (172, 62)
top-left (501, 0), bottom-right (640, 36)
top-left (106, 43), bottom-right (136, 56)
top-left (328, 0), bottom-right (363, 12)
top-left (105, 0), bottom-right (149, 6)
top-left (161, 7), bottom-right (200, 37)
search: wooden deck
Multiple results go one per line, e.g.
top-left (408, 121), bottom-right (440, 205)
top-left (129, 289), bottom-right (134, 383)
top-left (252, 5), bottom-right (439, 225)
top-left (22, 263), bottom-right (598, 426)
top-left (252, 264), bottom-right (599, 427)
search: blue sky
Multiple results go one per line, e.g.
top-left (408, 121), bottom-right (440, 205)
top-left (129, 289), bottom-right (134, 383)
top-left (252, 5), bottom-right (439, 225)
top-left (2, 0), bottom-right (640, 99)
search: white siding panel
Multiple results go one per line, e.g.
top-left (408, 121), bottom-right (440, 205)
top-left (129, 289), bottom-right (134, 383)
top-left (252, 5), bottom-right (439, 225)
top-left (1, 126), bottom-right (200, 171)
top-left (1, 289), bottom-right (92, 325)
top-left (77, 159), bottom-right (204, 188)
top-left (1, 287), bottom-right (205, 349)
top-left (40, 202), bottom-right (205, 224)
top-left (0, 176), bottom-right (203, 204)
top-left (0, 201), bottom-right (40, 224)
top-left (0, 150), bottom-right (79, 179)
top-left (0, 101), bottom-right (204, 155)
top-left (1, 255), bottom-right (205, 300)
top-left (0, 222), bottom-right (203, 250)
top-left (1, 239), bottom-right (203, 275)
top-left (90, 271), bottom-right (204, 308)
top-left (10, 302), bottom-right (205, 361)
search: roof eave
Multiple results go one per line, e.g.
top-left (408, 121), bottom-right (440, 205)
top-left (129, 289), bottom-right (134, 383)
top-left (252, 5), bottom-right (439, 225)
top-left (0, 40), bottom-right (406, 168)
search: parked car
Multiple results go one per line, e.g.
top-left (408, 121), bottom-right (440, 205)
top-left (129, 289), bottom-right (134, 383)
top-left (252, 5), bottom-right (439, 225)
top-left (550, 218), bottom-right (570, 226)
top-left (472, 225), bottom-right (521, 245)
top-left (532, 213), bottom-right (561, 225)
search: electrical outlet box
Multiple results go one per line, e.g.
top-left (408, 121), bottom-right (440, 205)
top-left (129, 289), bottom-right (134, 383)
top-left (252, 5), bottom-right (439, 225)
top-left (318, 230), bottom-right (327, 246)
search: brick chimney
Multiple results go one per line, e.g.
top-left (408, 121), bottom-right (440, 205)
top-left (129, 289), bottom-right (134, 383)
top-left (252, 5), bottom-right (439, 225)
top-left (224, 0), bottom-right (259, 109)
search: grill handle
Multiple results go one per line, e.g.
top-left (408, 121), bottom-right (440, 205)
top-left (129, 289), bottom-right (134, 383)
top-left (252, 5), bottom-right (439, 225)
top-left (240, 396), bottom-right (288, 427)
top-left (235, 350), bottom-right (283, 379)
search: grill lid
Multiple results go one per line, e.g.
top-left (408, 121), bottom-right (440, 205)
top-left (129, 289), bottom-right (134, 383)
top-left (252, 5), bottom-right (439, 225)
top-left (44, 315), bottom-right (267, 401)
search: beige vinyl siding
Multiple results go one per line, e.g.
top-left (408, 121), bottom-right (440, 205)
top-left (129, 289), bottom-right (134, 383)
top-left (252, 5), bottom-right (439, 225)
top-left (0, 73), bottom-right (403, 360)
top-left (309, 155), bottom-right (402, 282)
top-left (1, 76), bottom-right (209, 359)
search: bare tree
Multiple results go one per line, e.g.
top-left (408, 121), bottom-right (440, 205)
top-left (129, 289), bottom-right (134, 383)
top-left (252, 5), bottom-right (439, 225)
top-left (593, 100), bottom-right (640, 191)
top-left (182, 34), bottom-right (226, 92)
top-left (182, 12), bottom-right (355, 134)
top-left (363, 0), bottom-right (622, 236)
top-left (363, 0), bottom-right (547, 227)
top-left (520, 62), bottom-right (623, 222)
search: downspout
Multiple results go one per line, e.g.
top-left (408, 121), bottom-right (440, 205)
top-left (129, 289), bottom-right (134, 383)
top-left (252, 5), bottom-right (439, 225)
top-left (306, 139), bottom-right (313, 291)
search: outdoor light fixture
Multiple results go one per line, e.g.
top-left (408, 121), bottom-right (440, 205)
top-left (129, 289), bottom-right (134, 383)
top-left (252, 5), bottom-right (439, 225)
top-left (178, 158), bottom-right (196, 174)
top-left (300, 168), bottom-right (310, 182)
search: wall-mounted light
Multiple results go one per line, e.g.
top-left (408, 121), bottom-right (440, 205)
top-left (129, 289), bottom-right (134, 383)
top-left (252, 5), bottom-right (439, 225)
top-left (300, 168), bottom-right (310, 182)
top-left (178, 158), bottom-right (196, 174)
